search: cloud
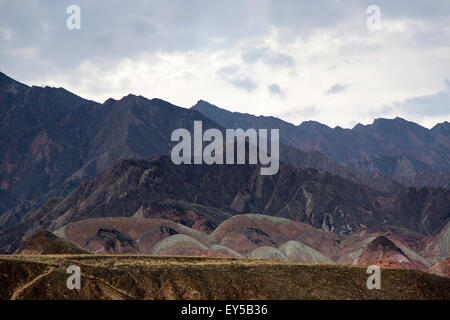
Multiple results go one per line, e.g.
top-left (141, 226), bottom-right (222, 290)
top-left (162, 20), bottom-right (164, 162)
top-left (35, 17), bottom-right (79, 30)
top-left (268, 83), bottom-right (283, 96)
top-left (363, 80), bottom-right (450, 127)
top-left (1, 0), bottom-right (449, 128)
top-left (1, 1), bottom-right (449, 77)
top-left (401, 80), bottom-right (450, 117)
top-left (242, 47), bottom-right (295, 69)
top-left (217, 65), bottom-right (240, 76)
top-left (326, 83), bottom-right (348, 95)
top-left (217, 65), bottom-right (258, 92)
top-left (229, 75), bottom-right (258, 92)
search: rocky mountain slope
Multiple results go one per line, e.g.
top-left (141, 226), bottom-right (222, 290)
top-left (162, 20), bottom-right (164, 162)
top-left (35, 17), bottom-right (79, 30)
top-left (1, 154), bottom-right (448, 254)
top-left (2, 71), bottom-right (446, 230)
top-left (0, 72), bottom-right (395, 226)
top-left (0, 72), bottom-right (221, 227)
top-left (192, 100), bottom-right (450, 188)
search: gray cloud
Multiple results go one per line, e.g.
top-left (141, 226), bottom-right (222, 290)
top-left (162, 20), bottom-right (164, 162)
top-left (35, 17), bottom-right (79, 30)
top-left (368, 105), bottom-right (394, 118)
top-left (230, 75), bottom-right (258, 92)
top-left (366, 80), bottom-right (450, 121)
top-left (217, 65), bottom-right (258, 92)
top-left (401, 80), bottom-right (450, 116)
top-left (242, 47), bottom-right (295, 69)
top-left (268, 83), bottom-right (283, 96)
top-left (217, 65), bottom-right (240, 76)
top-left (326, 83), bottom-right (348, 95)
top-left (1, 0), bottom-right (448, 82)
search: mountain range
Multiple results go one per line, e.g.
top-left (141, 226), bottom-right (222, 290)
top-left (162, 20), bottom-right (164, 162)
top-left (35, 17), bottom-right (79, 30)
top-left (192, 100), bottom-right (450, 187)
top-left (0, 71), bottom-right (448, 274)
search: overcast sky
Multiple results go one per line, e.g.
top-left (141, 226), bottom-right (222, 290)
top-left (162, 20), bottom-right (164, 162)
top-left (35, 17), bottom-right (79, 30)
top-left (0, 0), bottom-right (449, 128)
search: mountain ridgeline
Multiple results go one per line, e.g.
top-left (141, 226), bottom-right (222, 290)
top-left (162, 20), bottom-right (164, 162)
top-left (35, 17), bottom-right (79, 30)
top-left (0, 71), bottom-right (449, 254)
top-left (192, 100), bottom-right (450, 188)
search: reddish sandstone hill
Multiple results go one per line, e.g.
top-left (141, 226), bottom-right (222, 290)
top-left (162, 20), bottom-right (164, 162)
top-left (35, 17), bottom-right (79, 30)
top-left (53, 217), bottom-right (211, 254)
top-left (55, 217), bottom-right (243, 258)
top-left (11, 212), bottom-right (444, 275)
top-left (151, 234), bottom-right (243, 258)
top-left (428, 258), bottom-right (450, 278)
top-left (40, 214), bottom-right (440, 276)
top-left (10, 212), bottom-right (449, 277)
top-left (210, 214), bottom-right (313, 255)
top-left (212, 215), bottom-right (431, 267)
top-left (355, 236), bottom-right (428, 271)
top-left (14, 231), bottom-right (88, 255)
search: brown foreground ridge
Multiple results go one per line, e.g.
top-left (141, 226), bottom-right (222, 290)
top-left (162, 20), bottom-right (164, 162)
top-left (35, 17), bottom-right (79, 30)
top-left (0, 255), bottom-right (449, 300)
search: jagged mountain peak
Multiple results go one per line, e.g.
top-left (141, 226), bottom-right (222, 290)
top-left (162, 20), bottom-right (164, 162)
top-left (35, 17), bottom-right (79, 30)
top-left (149, 97), bottom-right (185, 109)
top-left (117, 93), bottom-right (149, 104)
top-left (0, 71), bottom-right (27, 87)
top-left (195, 99), bottom-right (214, 106)
top-left (431, 121), bottom-right (450, 133)
top-left (103, 97), bottom-right (117, 104)
top-left (112, 94), bottom-right (186, 112)
top-left (192, 99), bottom-right (289, 122)
top-left (372, 116), bottom-right (427, 130)
top-left (297, 120), bottom-right (331, 131)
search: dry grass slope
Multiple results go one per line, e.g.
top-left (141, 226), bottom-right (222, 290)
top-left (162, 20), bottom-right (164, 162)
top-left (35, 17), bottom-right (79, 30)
top-left (0, 255), bottom-right (448, 300)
